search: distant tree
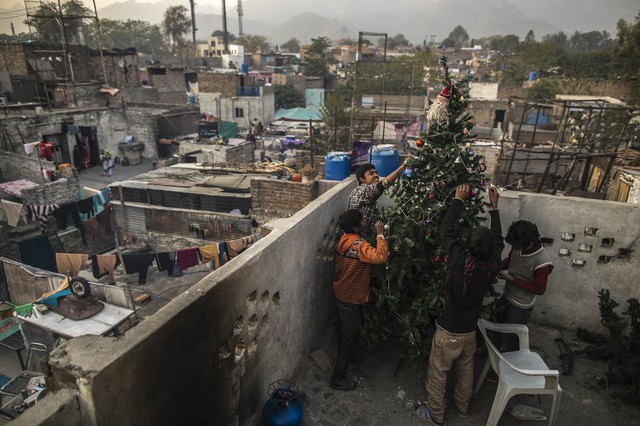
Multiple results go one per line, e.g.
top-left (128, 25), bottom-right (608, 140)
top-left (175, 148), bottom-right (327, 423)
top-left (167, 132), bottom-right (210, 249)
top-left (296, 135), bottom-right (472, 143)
top-left (381, 34), bottom-right (410, 50)
top-left (564, 51), bottom-right (612, 78)
top-left (162, 5), bottom-right (191, 54)
top-left (542, 32), bottom-right (569, 50)
top-left (274, 84), bottom-right (305, 110)
top-left (569, 30), bottom-right (613, 53)
top-left (337, 37), bottom-right (358, 46)
top-left (85, 19), bottom-right (168, 54)
top-left (445, 25), bottom-right (470, 48)
top-left (237, 34), bottom-right (271, 53)
top-left (0, 32), bottom-right (31, 42)
top-left (525, 29), bottom-right (536, 43)
top-left (527, 78), bottom-right (560, 99)
top-left (487, 34), bottom-right (520, 52)
top-left (304, 36), bottom-right (332, 81)
top-left (281, 37), bottom-right (301, 53)
top-left (211, 29), bottom-right (236, 43)
top-left (612, 12), bottom-right (640, 104)
top-left (24, 0), bottom-right (92, 45)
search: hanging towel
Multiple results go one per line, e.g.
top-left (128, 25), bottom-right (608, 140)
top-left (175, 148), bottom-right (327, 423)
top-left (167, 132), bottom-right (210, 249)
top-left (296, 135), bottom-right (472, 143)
top-left (92, 254), bottom-right (120, 284)
top-left (1, 200), bottom-right (27, 227)
top-left (27, 204), bottom-right (59, 233)
top-left (227, 238), bottom-right (248, 258)
top-left (198, 245), bottom-right (218, 266)
top-left (122, 253), bottom-right (155, 284)
top-left (176, 248), bottom-right (200, 271)
top-left (55, 253), bottom-right (88, 277)
top-left (23, 142), bottom-right (37, 156)
top-left (77, 197), bottom-right (95, 219)
top-left (155, 252), bottom-right (175, 276)
top-left (84, 216), bottom-right (100, 242)
top-left (18, 234), bottom-right (56, 272)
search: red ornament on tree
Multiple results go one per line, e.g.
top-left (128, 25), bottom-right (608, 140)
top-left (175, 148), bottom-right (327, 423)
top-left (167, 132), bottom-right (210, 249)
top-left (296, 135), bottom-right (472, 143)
top-left (477, 162), bottom-right (487, 172)
top-left (416, 139), bottom-right (424, 148)
top-left (428, 193), bottom-right (436, 200)
top-left (435, 256), bottom-right (440, 262)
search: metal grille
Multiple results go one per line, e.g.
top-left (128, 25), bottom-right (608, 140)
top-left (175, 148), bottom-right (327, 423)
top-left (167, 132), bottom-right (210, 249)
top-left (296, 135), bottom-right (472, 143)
top-left (114, 188), bottom-right (251, 215)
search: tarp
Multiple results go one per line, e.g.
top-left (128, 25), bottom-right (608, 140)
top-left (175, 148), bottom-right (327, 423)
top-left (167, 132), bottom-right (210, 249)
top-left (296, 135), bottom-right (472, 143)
top-left (274, 107), bottom-right (322, 122)
top-left (219, 121), bottom-right (237, 138)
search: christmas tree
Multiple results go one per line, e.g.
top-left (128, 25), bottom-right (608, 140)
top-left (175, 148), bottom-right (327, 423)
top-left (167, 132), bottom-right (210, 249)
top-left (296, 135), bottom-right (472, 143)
top-left (362, 56), bottom-right (490, 359)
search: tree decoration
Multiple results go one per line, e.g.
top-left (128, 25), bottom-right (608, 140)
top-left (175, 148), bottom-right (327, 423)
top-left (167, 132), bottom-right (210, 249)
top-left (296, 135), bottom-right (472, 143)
top-left (426, 82), bottom-right (451, 125)
top-left (477, 162), bottom-right (487, 172)
top-left (416, 139), bottom-right (424, 147)
top-left (361, 56), bottom-right (489, 360)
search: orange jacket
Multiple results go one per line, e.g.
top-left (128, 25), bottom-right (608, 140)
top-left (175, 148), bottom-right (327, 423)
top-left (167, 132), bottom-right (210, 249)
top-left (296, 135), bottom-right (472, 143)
top-left (333, 233), bottom-right (388, 304)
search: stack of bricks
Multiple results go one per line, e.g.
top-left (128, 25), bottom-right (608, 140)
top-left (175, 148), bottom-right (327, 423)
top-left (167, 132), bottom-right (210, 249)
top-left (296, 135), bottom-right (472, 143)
top-left (21, 178), bottom-right (80, 206)
top-left (250, 178), bottom-right (318, 218)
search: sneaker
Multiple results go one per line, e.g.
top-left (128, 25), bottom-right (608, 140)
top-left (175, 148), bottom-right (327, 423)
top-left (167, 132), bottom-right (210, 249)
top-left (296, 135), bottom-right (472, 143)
top-left (456, 406), bottom-right (469, 418)
top-left (413, 403), bottom-right (447, 426)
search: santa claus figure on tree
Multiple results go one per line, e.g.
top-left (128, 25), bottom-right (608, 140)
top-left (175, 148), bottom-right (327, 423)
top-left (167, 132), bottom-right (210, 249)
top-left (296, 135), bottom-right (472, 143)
top-left (361, 55), bottom-right (491, 359)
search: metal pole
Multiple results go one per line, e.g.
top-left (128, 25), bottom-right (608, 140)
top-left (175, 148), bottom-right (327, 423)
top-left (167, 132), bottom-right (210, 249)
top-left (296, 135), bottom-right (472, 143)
top-left (92, 0), bottom-right (109, 86)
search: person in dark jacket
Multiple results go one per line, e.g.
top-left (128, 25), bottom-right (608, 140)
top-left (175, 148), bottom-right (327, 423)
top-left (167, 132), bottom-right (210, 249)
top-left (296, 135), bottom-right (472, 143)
top-left (414, 185), bottom-right (503, 426)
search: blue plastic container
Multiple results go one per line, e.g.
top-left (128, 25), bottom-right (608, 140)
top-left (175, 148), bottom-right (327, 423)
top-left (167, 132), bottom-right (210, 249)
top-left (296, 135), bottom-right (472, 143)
top-left (325, 151), bottom-right (351, 181)
top-left (263, 382), bottom-right (303, 426)
top-left (371, 145), bottom-right (399, 178)
top-left (528, 71), bottom-right (538, 81)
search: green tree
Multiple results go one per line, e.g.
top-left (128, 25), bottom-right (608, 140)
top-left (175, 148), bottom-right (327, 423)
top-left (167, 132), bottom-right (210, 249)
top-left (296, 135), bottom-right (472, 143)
top-left (542, 32), bottom-right (569, 50)
top-left (24, 0), bottom-right (92, 45)
top-left (162, 5), bottom-right (191, 54)
top-left (527, 78), bottom-right (560, 99)
top-left (85, 19), bottom-right (167, 54)
top-left (525, 29), bottom-right (536, 43)
top-left (211, 29), bottom-right (236, 43)
top-left (381, 34), bottom-right (410, 50)
top-left (569, 30), bottom-right (613, 53)
top-left (612, 12), bottom-right (640, 78)
top-left (443, 25), bottom-right (469, 48)
top-left (304, 36), bottom-right (332, 81)
top-left (362, 56), bottom-right (488, 357)
top-left (236, 34), bottom-right (271, 53)
top-left (274, 84), bottom-right (305, 110)
top-left (280, 37), bottom-right (301, 53)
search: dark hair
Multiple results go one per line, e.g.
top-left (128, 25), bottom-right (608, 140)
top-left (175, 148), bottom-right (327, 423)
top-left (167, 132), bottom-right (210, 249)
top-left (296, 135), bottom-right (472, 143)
top-left (505, 220), bottom-right (540, 247)
top-left (355, 163), bottom-right (375, 184)
top-left (467, 226), bottom-right (497, 261)
top-left (338, 209), bottom-right (363, 233)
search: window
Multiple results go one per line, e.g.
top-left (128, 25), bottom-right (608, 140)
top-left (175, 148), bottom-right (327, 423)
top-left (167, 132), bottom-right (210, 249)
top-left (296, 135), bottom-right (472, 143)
top-left (235, 107), bottom-right (244, 118)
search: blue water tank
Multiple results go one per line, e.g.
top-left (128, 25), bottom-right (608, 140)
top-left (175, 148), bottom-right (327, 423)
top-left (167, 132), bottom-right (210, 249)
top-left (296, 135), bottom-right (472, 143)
top-left (528, 71), bottom-right (538, 81)
top-left (371, 146), bottom-right (399, 178)
top-left (324, 151), bottom-right (351, 181)
top-left (241, 63), bottom-right (249, 74)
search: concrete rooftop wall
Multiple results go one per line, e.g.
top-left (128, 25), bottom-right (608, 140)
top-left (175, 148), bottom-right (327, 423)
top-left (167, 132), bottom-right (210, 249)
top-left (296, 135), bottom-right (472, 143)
top-left (496, 191), bottom-right (640, 332)
top-left (16, 185), bottom-right (640, 425)
top-left (23, 178), bottom-right (355, 425)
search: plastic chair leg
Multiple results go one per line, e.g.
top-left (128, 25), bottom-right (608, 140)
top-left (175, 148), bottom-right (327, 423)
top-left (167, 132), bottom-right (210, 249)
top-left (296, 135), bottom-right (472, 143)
top-left (549, 389), bottom-right (561, 426)
top-left (474, 358), bottom-right (491, 394)
top-left (486, 384), bottom-right (510, 426)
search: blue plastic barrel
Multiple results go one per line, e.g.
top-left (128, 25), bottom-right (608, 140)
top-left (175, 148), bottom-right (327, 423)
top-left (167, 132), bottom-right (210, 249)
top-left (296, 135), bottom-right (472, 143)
top-left (325, 152), bottom-right (350, 181)
top-left (241, 63), bottom-right (249, 74)
top-left (371, 146), bottom-right (399, 178)
top-left (528, 71), bottom-right (538, 81)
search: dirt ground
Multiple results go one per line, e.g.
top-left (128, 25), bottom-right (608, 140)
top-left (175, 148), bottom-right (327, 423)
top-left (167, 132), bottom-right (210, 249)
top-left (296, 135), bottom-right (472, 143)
top-left (291, 322), bottom-right (640, 425)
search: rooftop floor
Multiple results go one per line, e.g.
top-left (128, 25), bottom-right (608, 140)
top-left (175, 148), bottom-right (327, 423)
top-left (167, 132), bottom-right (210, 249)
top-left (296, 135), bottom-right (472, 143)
top-left (293, 321), bottom-right (640, 425)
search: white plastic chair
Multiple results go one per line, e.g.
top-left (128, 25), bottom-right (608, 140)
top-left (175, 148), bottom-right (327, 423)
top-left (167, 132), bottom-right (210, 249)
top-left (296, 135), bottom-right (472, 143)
top-left (474, 319), bottom-right (561, 426)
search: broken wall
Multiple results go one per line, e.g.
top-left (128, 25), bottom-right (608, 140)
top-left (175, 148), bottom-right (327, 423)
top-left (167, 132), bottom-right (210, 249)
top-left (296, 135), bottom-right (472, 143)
top-left (0, 150), bottom-right (53, 182)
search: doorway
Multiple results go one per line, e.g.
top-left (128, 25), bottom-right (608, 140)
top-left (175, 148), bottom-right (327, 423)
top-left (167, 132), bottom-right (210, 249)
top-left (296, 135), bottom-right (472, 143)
top-left (77, 126), bottom-right (100, 169)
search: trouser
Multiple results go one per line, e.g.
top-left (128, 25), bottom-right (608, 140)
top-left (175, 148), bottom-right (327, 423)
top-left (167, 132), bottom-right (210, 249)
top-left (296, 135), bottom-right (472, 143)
top-left (332, 299), bottom-right (362, 380)
top-left (496, 295), bottom-right (533, 352)
top-left (425, 325), bottom-right (476, 424)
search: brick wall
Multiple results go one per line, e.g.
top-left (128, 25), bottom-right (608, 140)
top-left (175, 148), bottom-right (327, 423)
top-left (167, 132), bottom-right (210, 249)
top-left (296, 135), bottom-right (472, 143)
top-left (21, 178), bottom-right (80, 205)
top-left (156, 108), bottom-right (200, 141)
top-left (250, 178), bottom-right (318, 216)
top-left (0, 43), bottom-right (28, 75)
top-left (226, 142), bottom-right (254, 165)
top-left (468, 99), bottom-right (509, 128)
top-left (148, 67), bottom-right (188, 93)
top-left (57, 227), bottom-right (115, 256)
top-left (197, 73), bottom-right (240, 97)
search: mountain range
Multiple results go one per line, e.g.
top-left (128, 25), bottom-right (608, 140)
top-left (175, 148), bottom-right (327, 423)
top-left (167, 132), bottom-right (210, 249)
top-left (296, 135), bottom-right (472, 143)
top-left (1, 0), bottom-right (637, 45)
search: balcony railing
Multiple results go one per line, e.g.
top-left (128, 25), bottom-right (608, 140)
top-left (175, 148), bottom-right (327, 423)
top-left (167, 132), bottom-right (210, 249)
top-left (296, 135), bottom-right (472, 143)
top-left (237, 86), bottom-right (261, 97)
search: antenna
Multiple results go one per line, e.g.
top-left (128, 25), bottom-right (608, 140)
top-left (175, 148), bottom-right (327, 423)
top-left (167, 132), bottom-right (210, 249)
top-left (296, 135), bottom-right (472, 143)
top-left (237, 0), bottom-right (244, 39)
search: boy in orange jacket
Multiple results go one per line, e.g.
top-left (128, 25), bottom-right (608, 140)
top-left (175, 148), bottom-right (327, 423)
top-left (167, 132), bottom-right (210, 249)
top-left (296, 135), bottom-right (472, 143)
top-left (330, 209), bottom-right (388, 391)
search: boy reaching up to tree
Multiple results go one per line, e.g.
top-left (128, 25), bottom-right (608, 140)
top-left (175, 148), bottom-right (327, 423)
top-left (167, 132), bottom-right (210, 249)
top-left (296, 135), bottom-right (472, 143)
top-left (330, 209), bottom-right (389, 391)
top-left (414, 185), bottom-right (503, 425)
top-left (348, 161), bottom-right (407, 229)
